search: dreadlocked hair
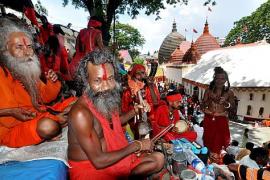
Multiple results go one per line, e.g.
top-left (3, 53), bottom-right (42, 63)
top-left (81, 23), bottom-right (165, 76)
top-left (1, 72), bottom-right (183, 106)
top-left (209, 66), bottom-right (230, 93)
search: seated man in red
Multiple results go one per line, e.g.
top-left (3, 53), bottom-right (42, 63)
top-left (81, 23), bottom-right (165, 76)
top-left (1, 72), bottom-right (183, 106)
top-left (68, 49), bottom-right (164, 179)
top-left (0, 17), bottom-right (72, 148)
top-left (154, 91), bottom-right (197, 142)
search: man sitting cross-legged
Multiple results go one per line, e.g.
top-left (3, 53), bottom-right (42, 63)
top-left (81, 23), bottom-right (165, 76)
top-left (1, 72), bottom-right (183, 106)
top-left (0, 17), bottom-right (71, 148)
top-left (68, 49), bottom-right (164, 180)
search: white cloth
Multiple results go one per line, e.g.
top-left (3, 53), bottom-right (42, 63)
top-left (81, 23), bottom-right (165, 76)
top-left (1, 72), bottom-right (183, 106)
top-left (0, 127), bottom-right (68, 166)
top-left (193, 124), bottom-right (204, 147)
top-left (239, 155), bottom-right (259, 168)
top-left (226, 145), bottom-right (240, 157)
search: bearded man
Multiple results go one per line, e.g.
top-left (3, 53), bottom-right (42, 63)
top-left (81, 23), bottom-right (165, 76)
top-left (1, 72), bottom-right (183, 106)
top-left (154, 91), bottom-right (197, 142)
top-left (0, 17), bottom-right (64, 148)
top-left (121, 64), bottom-right (160, 139)
top-left (68, 49), bottom-right (164, 180)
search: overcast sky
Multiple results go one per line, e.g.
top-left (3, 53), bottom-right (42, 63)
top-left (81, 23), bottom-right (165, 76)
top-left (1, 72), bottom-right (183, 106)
top-left (32, 0), bottom-right (267, 54)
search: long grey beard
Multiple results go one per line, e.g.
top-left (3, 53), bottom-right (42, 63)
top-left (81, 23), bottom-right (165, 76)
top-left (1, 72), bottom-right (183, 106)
top-left (1, 51), bottom-right (42, 110)
top-left (86, 83), bottom-right (121, 120)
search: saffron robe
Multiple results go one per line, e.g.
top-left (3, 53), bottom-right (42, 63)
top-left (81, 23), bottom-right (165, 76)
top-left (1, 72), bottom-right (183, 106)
top-left (0, 67), bottom-right (61, 147)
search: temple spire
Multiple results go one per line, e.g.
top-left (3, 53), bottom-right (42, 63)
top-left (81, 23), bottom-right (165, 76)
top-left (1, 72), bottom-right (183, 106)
top-left (172, 19), bottom-right (177, 32)
top-left (203, 19), bottom-right (209, 34)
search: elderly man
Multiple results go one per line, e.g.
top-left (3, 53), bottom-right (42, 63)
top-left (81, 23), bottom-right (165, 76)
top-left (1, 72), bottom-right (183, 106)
top-left (0, 17), bottom-right (64, 148)
top-left (68, 50), bottom-right (164, 179)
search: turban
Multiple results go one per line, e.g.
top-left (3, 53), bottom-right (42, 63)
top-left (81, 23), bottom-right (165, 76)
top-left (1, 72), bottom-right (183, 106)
top-left (166, 94), bottom-right (182, 102)
top-left (130, 64), bottom-right (146, 77)
top-left (88, 19), bottom-right (102, 28)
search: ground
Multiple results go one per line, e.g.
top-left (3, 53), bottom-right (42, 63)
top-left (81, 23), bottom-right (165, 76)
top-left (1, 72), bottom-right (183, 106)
top-left (229, 121), bottom-right (270, 147)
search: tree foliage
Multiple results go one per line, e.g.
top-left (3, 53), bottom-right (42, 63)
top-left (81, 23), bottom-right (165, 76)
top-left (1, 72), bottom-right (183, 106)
top-left (111, 22), bottom-right (145, 59)
top-left (35, 0), bottom-right (48, 16)
top-left (62, 0), bottom-right (216, 44)
top-left (224, 0), bottom-right (270, 46)
top-left (112, 22), bottom-right (145, 49)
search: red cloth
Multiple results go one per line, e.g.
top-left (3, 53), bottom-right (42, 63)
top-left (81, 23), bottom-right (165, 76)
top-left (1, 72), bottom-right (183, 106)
top-left (121, 88), bottom-right (134, 113)
top-left (69, 95), bottom-right (141, 179)
top-left (145, 85), bottom-right (160, 117)
top-left (88, 19), bottom-right (102, 28)
top-left (39, 23), bottom-right (54, 45)
top-left (39, 54), bottom-right (61, 73)
top-left (130, 64), bottom-right (145, 77)
top-left (154, 104), bottom-right (197, 142)
top-left (166, 94), bottom-right (182, 102)
top-left (69, 28), bottom-right (102, 78)
top-left (203, 114), bottom-right (230, 153)
top-left (23, 7), bottom-right (38, 26)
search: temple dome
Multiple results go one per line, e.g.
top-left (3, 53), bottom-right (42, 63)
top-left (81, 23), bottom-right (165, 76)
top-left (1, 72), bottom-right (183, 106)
top-left (195, 20), bottom-right (220, 57)
top-left (158, 21), bottom-right (185, 64)
top-left (182, 41), bottom-right (201, 64)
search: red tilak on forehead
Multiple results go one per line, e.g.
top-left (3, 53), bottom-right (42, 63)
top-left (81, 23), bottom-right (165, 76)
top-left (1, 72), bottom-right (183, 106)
top-left (22, 38), bottom-right (27, 46)
top-left (101, 64), bottom-right (107, 80)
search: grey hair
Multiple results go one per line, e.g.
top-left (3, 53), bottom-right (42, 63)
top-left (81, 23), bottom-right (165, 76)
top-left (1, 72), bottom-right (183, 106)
top-left (0, 17), bottom-right (33, 52)
top-left (75, 49), bottom-right (120, 94)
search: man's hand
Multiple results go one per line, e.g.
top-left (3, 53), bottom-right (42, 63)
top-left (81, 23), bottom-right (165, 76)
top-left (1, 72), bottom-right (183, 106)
top-left (134, 101), bottom-right (151, 114)
top-left (8, 108), bottom-right (36, 121)
top-left (134, 139), bottom-right (154, 152)
top-left (45, 69), bottom-right (58, 82)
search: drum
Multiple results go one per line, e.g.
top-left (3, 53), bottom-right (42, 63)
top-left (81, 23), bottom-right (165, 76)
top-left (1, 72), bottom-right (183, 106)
top-left (174, 120), bottom-right (188, 133)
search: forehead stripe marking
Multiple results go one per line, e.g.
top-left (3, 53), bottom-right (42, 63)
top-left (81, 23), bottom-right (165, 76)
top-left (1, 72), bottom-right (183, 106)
top-left (101, 64), bottom-right (107, 80)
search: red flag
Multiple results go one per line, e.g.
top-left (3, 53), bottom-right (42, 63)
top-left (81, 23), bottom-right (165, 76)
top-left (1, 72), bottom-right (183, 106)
top-left (193, 29), bottom-right (198, 33)
top-left (208, 7), bottom-right (212, 12)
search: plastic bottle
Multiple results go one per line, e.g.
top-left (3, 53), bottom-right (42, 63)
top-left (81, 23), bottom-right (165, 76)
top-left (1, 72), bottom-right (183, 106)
top-left (201, 165), bottom-right (215, 180)
top-left (172, 144), bottom-right (187, 175)
top-left (184, 148), bottom-right (205, 172)
top-left (125, 131), bottom-right (133, 143)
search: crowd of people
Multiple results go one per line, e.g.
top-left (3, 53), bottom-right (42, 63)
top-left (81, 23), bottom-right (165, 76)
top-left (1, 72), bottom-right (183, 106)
top-left (0, 12), bottom-right (269, 180)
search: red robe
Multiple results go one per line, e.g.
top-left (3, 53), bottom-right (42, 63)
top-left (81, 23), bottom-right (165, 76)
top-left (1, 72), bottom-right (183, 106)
top-left (39, 49), bottom-right (70, 80)
top-left (154, 103), bottom-right (197, 142)
top-left (39, 23), bottom-right (54, 45)
top-left (203, 114), bottom-right (230, 153)
top-left (69, 27), bottom-right (102, 78)
top-left (69, 96), bottom-right (141, 180)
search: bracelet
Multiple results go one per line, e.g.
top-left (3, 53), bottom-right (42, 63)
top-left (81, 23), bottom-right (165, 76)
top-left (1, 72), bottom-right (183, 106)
top-left (133, 140), bottom-right (142, 154)
top-left (224, 102), bottom-right (231, 109)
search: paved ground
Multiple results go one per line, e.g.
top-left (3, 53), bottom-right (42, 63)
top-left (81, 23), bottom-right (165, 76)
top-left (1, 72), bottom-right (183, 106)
top-left (229, 121), bottom-right (270, 146)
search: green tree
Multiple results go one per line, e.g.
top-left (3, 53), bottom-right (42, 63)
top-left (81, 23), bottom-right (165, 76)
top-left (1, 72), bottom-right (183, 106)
top-left (111, 22), bottom-right (145, 59)
top-left (35, 0), bottom-right (48, 16)
top-left (224, 0), bottom-right (270, 46)
top-left (62, 0), bottom-right (216, 44)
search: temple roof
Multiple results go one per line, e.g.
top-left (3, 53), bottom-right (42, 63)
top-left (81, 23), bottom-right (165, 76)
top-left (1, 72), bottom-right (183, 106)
top-left (183, 41), bottom-right (270, 87)
top-left (195, 20), bottom-right (220, 57)
top-left (169, 41), bottom-right (191, 62)
top-left (158, 21), bottom-right (185, 64)
top-left (182, 41), bottom-right (201, 64)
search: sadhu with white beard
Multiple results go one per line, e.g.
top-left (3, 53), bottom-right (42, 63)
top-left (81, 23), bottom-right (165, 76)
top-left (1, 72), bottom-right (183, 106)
top-left (0, 17), bottom-right (72, 148)
top-left (68, 49), bottom-right (164, 180)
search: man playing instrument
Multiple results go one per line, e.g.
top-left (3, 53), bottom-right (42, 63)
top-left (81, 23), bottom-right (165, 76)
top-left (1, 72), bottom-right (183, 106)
top-left (154, 91), bottom-right (197, 142)
top-left (68, 49), bottom-right (164, 179)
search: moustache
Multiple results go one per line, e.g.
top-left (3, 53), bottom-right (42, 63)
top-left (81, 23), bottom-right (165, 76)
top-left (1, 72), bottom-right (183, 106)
top-left (94, 90), bottom-right (115, 98)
